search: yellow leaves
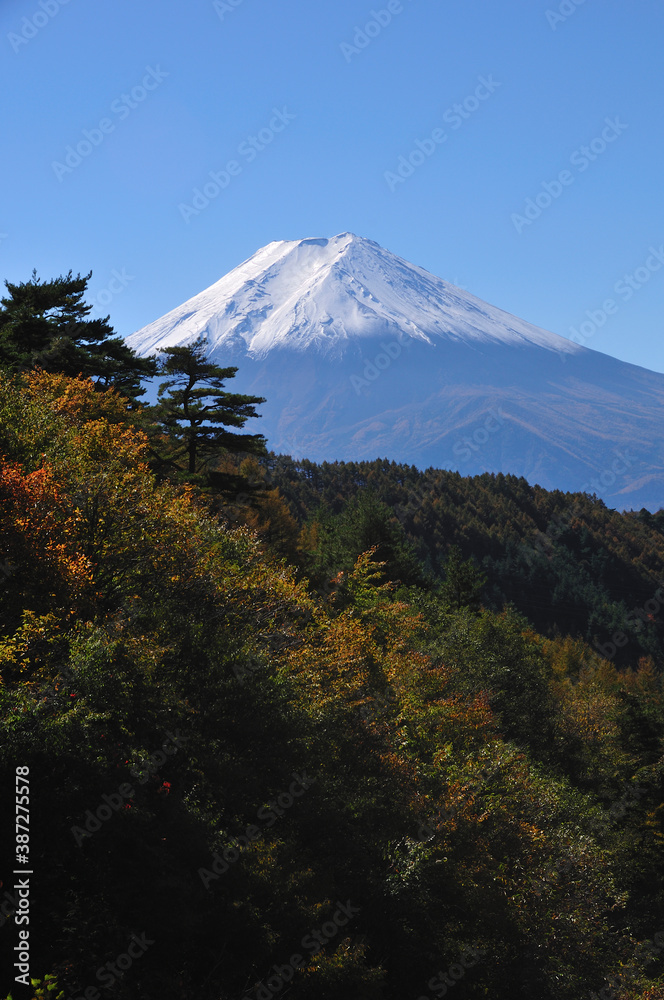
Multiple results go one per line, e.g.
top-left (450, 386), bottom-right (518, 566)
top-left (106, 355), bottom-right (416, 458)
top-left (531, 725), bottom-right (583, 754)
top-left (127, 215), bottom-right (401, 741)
top-left (0, 611), bottom-right (62, 674)
top-left (644, 805), bottom-right (664, 844)
top-left (24, 370), bottom-right (131, 425)
top-left (69, 418), bottom-right (149, 472)
top-left (562, 686), bottom-right (621, 744)
top-left (297, 521), bottom-right (319, 558)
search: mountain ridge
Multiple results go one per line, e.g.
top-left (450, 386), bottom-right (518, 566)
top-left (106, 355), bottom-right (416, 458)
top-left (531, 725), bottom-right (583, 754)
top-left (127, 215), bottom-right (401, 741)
top-left (127, 234), bottom-right (664, 511)
top-left (127, 233), bottom-right (583, 359)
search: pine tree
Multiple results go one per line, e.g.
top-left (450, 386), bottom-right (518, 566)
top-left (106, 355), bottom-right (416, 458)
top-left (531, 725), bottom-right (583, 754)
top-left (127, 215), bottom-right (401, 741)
top-left (0, 269), bottom-right (156, 400)
top-left (308, 488), bottom-right (426, 589)
top-left (153, 337), bottom-right (266, 474)
top-left (440, 544), bottom-right (487, 610)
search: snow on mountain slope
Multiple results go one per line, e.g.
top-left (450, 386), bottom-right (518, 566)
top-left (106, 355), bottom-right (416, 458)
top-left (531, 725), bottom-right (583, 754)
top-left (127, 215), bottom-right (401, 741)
top-left (127, 233), bottom-right (582, 360)
top-left (127, 234), bottom-right (664, 511)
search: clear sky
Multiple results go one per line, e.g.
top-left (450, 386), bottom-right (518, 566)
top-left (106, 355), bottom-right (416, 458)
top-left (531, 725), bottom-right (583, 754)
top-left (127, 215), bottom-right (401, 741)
top-left (2, 0), bottom-right (663, 372)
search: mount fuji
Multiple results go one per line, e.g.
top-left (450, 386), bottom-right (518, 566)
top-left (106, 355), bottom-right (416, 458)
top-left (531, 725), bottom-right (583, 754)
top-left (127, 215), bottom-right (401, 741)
top-left (127, 233), bottom-right (664, 511)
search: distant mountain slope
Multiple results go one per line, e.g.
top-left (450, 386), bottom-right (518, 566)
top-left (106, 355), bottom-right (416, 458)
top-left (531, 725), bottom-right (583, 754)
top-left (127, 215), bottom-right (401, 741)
top-left (264, 455), bottom-right (664, 669)
top-left (127, 234), bottom-right (664, 511)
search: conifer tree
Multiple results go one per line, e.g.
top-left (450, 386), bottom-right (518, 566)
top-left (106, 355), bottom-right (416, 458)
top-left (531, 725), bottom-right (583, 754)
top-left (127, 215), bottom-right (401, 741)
top-left (0, 269), bottom-right (156, 400)
top-left (308, 488), bottom-right (426, 589)
top-left (153, 337), bottom-right (266, 474)
top-left (440, 544), bottom-right (487, 610)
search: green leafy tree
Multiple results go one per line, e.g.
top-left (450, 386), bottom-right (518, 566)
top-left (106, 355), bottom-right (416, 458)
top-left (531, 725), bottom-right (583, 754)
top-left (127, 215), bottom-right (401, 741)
top-left (152, 338), bottom-right (266, 474)
top-left (3, 370), bottom-right (664, 1000)
top-left (0, 270), bottom-right (156, 400)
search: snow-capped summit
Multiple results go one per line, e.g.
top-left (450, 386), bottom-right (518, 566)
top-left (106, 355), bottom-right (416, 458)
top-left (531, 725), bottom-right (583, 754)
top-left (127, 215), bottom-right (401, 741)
top-left (127, 233), bottom-right (580, 361)
top-left (127, 234), bottom-right (664, 511)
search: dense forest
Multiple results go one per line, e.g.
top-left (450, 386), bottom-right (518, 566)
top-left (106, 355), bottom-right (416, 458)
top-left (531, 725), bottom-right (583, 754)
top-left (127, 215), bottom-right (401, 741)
top-left (1, 273), bottom-right (664, 1000)
top-left (261, 454), bottom-right (664, 670)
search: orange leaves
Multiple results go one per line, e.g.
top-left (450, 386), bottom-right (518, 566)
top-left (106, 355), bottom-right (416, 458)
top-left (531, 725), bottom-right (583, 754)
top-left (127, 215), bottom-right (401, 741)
top-left (0, 457), bottom-right (92, 598)
top-left (0, 369), bottom-right (152, 499)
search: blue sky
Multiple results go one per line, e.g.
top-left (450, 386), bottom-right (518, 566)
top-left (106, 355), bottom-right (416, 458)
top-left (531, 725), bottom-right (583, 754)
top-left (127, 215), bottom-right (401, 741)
top-left (2, 0), bottom-right (663, 372)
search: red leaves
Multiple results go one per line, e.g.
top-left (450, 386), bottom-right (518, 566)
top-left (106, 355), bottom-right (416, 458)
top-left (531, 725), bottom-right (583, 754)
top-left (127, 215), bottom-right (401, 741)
top-left (0, 456), bottom-right (92, 600)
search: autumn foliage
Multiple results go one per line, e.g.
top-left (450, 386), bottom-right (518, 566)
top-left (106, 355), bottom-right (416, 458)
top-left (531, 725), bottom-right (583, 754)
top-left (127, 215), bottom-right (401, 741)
top-left (0, 370), bottom-right (663, 1000)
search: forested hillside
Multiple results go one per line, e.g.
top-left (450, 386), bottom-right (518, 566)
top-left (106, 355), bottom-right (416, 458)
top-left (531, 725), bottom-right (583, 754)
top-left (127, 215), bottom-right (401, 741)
top-left (1, 370), bottom-right (664, 1000)
top-left (261, 455), bottom-right (664, 670)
